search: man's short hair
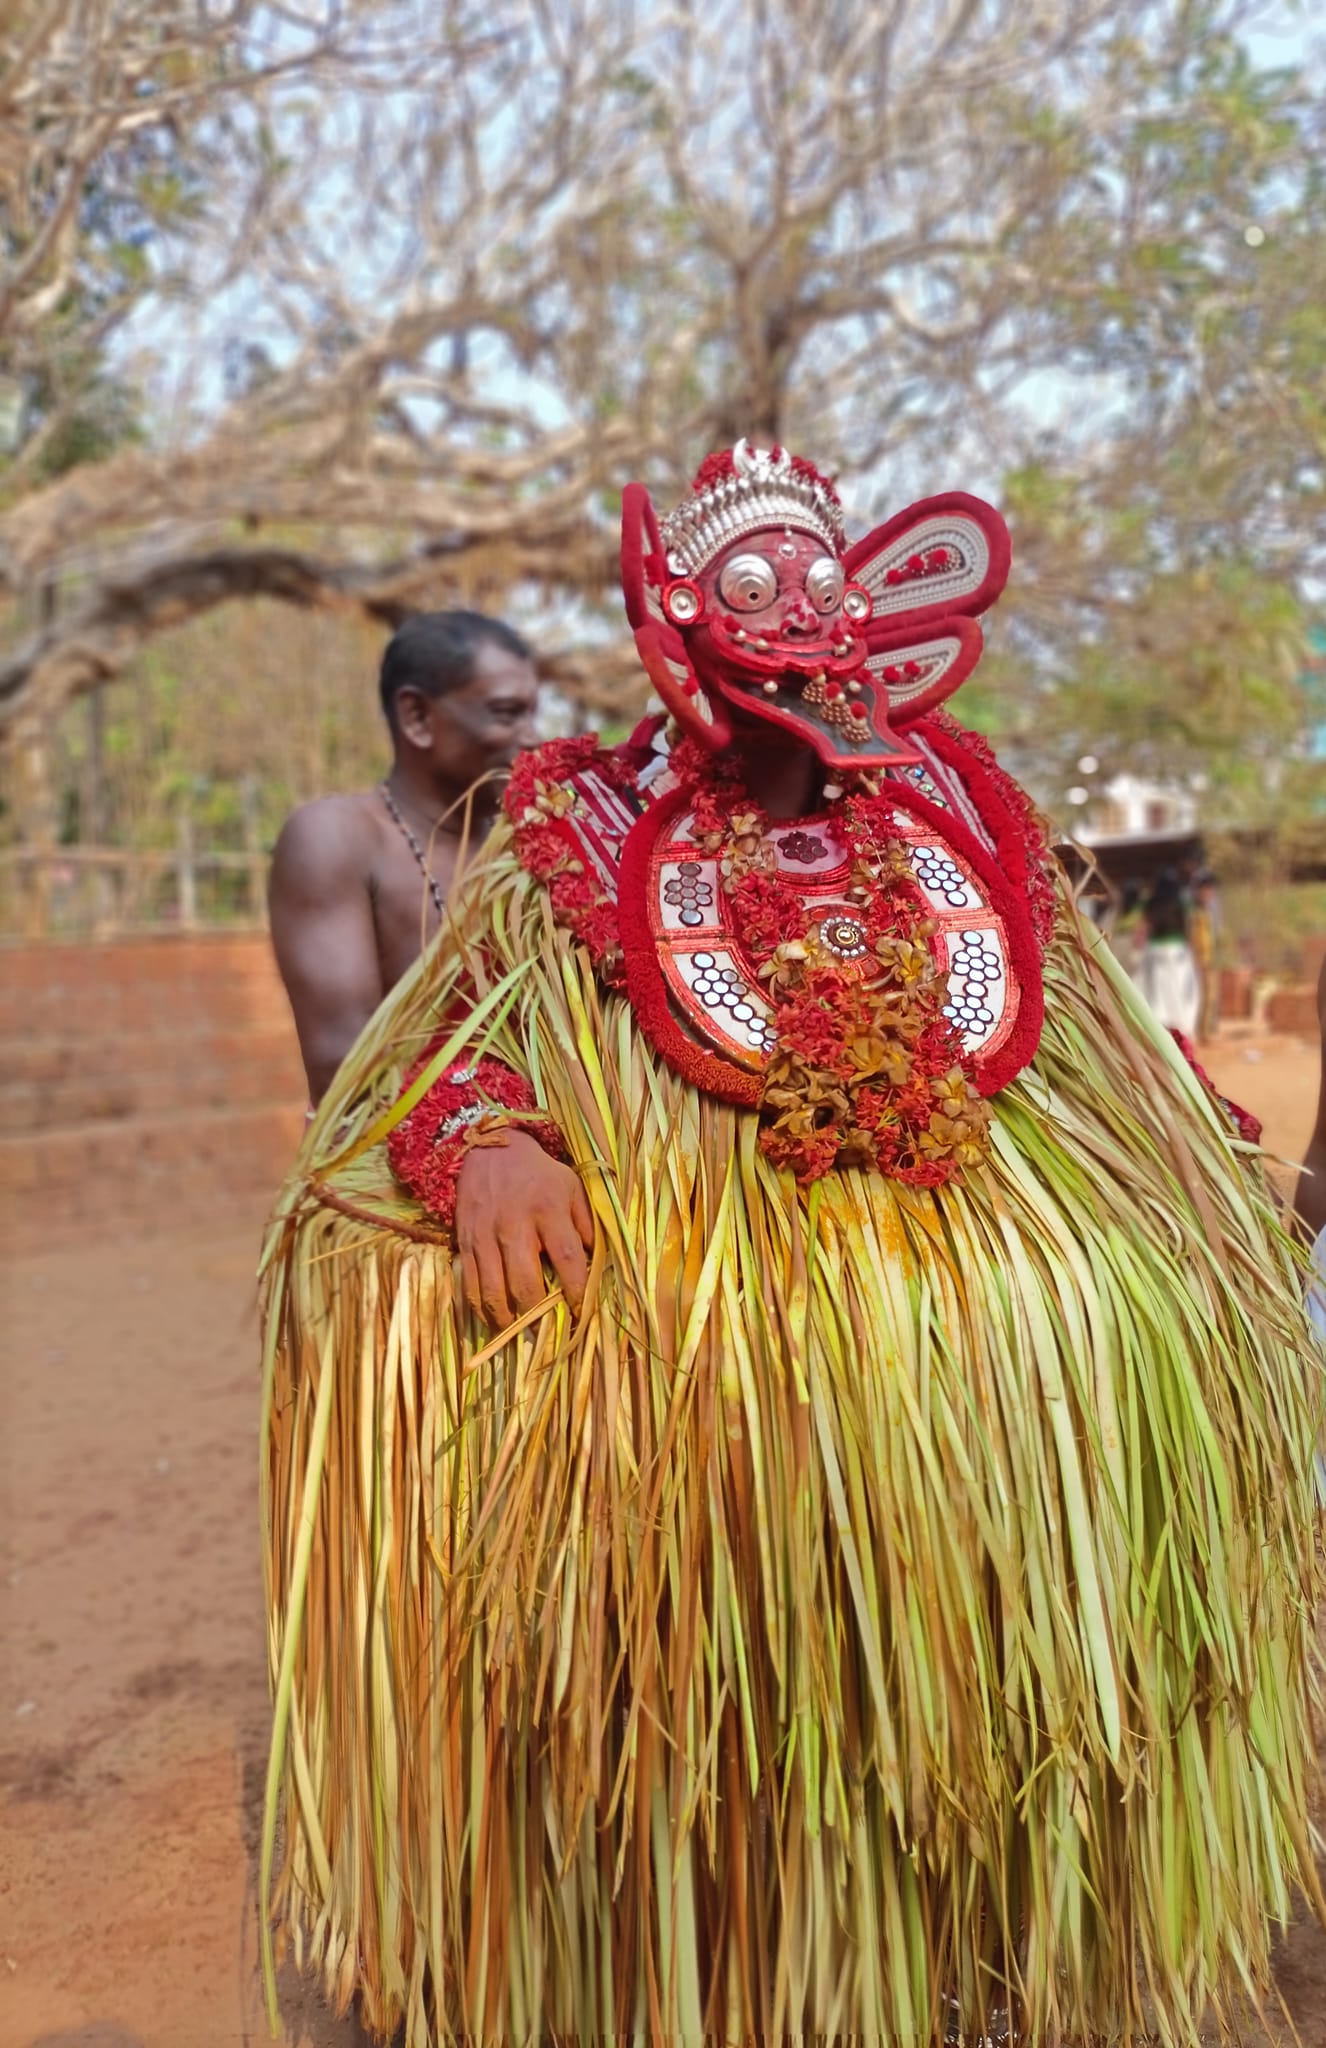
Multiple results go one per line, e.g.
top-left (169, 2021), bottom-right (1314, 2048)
top-left (379, 610), bottom-right (533, 728)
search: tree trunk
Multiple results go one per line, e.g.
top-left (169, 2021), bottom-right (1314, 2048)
top-left (176, 801), bottom-right (198, 930)
top-left (83, 686), bottom-right (116, 930)
top-left (13, 713), bottom-right (56, 939)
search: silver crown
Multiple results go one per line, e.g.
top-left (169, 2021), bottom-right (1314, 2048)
top-left (660, 438), bottom-right (846, 577)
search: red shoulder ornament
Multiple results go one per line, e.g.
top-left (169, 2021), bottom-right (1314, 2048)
top-left (504, 735), bottom-right (642, 989)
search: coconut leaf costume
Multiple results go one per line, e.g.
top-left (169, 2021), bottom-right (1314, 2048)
top-left (260, 443), bottom-right (1323, 2046)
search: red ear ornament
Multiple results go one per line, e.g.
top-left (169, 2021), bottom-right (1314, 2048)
top-left (845, 492), bottom-right (1011, 725)
top-left (863, 619), bottom-right (985, 724)
top-left (662, 578), bottom-right (704, 626)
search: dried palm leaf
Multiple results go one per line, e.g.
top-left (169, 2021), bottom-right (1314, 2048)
top-left (259, 832), bottom-right (1324, 2046)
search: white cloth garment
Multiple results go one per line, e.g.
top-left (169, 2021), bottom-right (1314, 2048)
top-left (1132, 938), bottom-right (1201, 1039)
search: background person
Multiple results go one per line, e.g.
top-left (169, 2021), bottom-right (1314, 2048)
top-left (1132, 870), bottom-right (1201, 1039)
top-left (268, 609), bottom-right (539, 1105)
top-left (1189, 867), bottom-right (1222, 1041)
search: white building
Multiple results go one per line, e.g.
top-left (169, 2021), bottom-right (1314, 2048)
top-left (1075, 774), bottom-right (1198, 846)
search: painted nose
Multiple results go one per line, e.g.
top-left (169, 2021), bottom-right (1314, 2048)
top-left (779, 594), bottom-right (820, 638)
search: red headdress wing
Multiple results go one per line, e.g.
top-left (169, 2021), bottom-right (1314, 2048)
top-left (621, 482), bottom-right (733, 749)
top-left (846, 492), bottom-right (1011, 725)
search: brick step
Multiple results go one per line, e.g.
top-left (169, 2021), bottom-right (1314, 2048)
top-left (0, 1101), bottom-right (309, 1254)
top-left (1, 933), bottom-right (277, 989)
top-left (1263, 983), bottom-right (1319, 1039)
top-left (0, 976), bottom-right (293, 1043)
top-left (0, 1030), bottom-right (305, 1134)
top-left (1217, 966), bottom-right (1254, 1021)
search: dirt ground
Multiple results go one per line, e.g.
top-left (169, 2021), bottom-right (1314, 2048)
top-left (2, 1025), bottom-right (1325, 2048)
top-left (0, 1211), bottom-right (374, 2048)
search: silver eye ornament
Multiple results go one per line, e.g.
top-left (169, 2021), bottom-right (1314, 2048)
top-left (805, 557), bottom-right (846, 613)
top-left (842, 582), bottom-right (873, 623)
top-left (718, 553), bottom-right (778, 611)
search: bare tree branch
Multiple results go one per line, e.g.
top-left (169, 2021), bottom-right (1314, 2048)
top-left (0, 528), bottom-right (634, 726)
top-left (1, 0), bottom-right (1321, 753)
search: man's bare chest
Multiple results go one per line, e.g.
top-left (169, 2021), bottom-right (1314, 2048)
top-left (370, 825), bottom-right (459, 992)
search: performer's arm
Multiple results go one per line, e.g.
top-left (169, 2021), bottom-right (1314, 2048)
top-left (269, 801), bottom-right (383, 1106)
top-left (388, 1046), bottom-right (593, 1325)
top-left (1294, 958), bottom-right (1326, 1246)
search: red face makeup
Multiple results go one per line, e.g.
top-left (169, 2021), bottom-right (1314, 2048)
top-left (671, 528), bottom-right (905, 762)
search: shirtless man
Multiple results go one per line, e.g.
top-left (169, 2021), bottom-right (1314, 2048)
top-left (269, 608), bottom-right (540, 1105)
top-left (1295, 957), bottom-right (1326, 1252)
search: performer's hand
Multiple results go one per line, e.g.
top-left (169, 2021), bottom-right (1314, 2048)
top-left (456, 1131), bottom-right (594, 1328)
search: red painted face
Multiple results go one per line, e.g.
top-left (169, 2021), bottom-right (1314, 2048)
top-left (687, 530), bottom-right (867, 696)
top-left (667, 527), bottom-right (913, 765)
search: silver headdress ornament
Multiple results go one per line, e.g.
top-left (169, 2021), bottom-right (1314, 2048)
top-left (660, 438), bottom-right (847, 578)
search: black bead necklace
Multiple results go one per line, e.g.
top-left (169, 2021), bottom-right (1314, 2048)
top-left (379, 780), bottom-right (446, 919)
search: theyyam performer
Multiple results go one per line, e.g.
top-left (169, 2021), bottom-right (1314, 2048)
top-left (260, 439), bottom-right (1323, 2045)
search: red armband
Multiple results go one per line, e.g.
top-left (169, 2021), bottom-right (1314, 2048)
top-left (1170, 1030), bottom-right (1262, 1147)
top-left (387, 1046), bottom-right (566, 1229)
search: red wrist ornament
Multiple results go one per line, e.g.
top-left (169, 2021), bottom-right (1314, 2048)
top-left (1169, 1030), bottom-right (1263, 1147)
top-left (387, 1048), bottom-right (566, 1228)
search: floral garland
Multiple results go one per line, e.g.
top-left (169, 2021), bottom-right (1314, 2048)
top-left (671, 739), bottom-right (991, 1186)
top-left (504, 735), bottom-right (638, 988)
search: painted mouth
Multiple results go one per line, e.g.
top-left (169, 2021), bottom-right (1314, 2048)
top-left (718, 623), bottom-right (862, 673)
top-left (707, 659), bottom-right (922, 761)
top-left (730, 664), bottom-right (862, 700)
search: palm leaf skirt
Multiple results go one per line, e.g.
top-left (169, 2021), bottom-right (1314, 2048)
top-left (260, 840), bottom-right (1325, 2045)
